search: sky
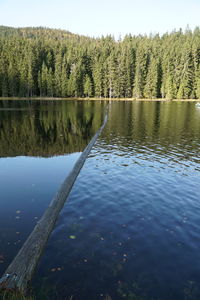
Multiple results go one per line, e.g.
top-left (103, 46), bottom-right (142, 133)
top-left (0, 0), bottom-right (200, 38)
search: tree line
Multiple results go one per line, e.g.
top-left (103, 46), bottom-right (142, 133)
top-left (1, 26), bottom-right (200, 99)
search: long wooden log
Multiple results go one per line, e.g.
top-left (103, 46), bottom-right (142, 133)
top-left (0, 110), bottom-right (108, 292)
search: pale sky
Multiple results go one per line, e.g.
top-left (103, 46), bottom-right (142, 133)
top-left (0, 0), bottom-right (200, 38)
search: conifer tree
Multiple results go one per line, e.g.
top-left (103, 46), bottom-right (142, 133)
top-left (177, 45), bottom-right (194, 99)
top-left (133, 46), bottom-right (149, 98)
top-left (84, 75), bottom-right (93, 97)
top-left (93, 58), bottom-right (104, 97)
top-left (144, 57), bottom-right (159, 98)
top-left (46, 68), bottom-right (54, 97)
top-left (195, 69), bottom-right (200, 99)
top-left (54, 51), bottom-right (62, 97)
top-left (107, 52), bottom-right (118, 98)
top-left (61, 57), bottom-right (68, 97)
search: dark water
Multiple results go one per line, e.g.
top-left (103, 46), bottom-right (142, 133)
top-left (0, 100), bottom-right (200, 300)
top-left (0, 99), bottom-right (105, 277)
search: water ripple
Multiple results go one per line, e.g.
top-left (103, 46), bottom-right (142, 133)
top-left (34, 101), bottom-right (200, 300)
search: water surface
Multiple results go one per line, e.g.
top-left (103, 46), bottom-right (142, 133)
top-left (0, 100), bottom-right (200, 300)
top-left (34, 101), bottom-right (200, 300)
top-left (0, 99), bottom-right (105, 276)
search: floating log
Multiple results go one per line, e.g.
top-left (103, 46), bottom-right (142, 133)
top-left (0, 110), bottom-right (108, 293)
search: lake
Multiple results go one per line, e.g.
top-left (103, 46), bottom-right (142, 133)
top-left (0, 100), bottom-right (200, 300)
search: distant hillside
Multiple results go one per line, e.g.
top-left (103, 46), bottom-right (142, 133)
top-left (0, 25), bottom-right (90, 41)
top-left (0, 26), bottom-right (200, 99)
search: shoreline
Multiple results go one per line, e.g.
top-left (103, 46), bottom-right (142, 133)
top-left (0, 97), bottom-right (200, 102)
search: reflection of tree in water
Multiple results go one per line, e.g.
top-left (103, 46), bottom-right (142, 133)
top-left (0, 100), bottom-right (105, 157)
top-left (103, 101), bottom-right (200, 161)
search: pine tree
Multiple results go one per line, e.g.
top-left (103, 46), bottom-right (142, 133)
top-left (133, 46), bottom-right (148, 98)
top-left (8, 61), bottom-right (19, 96)
top-left (165, 73), bottom-right (175, 99)
top-left (194, 64), bottom-right (200, 98)
top-left (177, 45), bottom-right (194, 99)
top-left (54, 51), bottom-right (62, 97)
top-left (107, 52), bottom-right (118, 98)
top-left (46, 68), bottom-right (54, 97)
top-left (61, 57), bottom-right (68, 97)
top-left (19, 60), bottom-right (28, 96)
top-left (93, 58), bottom-right (104, 98)
top-left (144, 57), bottom-right (159, 98)
top-left (84, 75), bottom-right (93, 97)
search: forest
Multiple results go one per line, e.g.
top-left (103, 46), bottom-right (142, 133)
top-left (0, 26), bottom-right (200, 99)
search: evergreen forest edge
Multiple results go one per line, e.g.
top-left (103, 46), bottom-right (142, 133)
top-left (1, 26), bottom-right (200, 100)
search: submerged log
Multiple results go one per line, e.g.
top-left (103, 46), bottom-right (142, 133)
top-left (0, 110), bottom-right (108, 293)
